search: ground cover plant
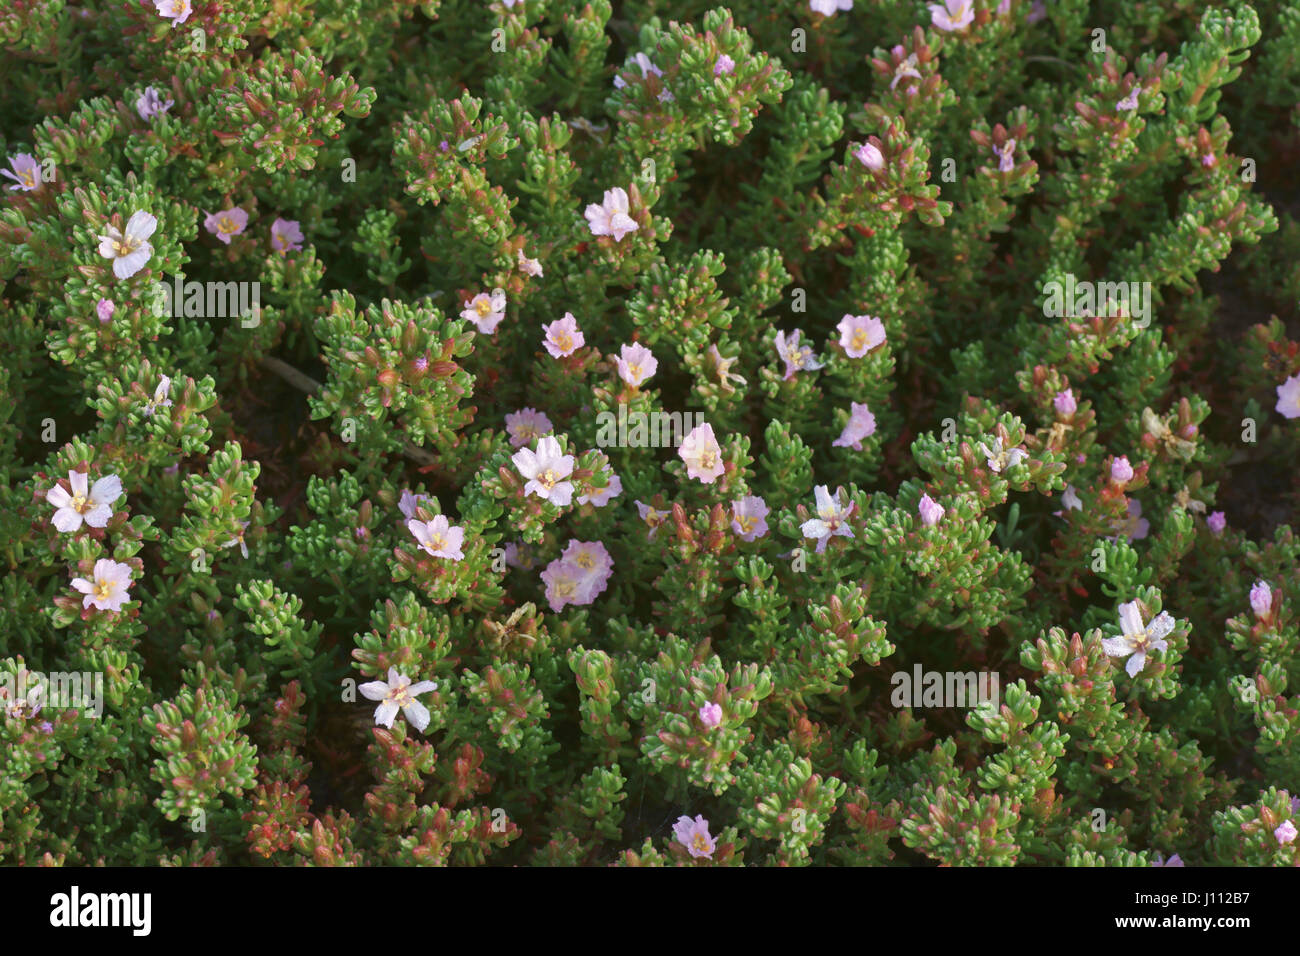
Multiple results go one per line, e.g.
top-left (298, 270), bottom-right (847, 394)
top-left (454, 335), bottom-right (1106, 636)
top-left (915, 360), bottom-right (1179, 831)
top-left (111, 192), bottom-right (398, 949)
top-left (1, 0), bottom-right (1299, 867)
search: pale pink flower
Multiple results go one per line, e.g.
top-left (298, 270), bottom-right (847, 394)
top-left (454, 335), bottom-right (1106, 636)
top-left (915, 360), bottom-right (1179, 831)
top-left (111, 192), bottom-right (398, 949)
top-left (918, 493), bottom-right (945, 527)
top-left (461, 290), bottom-right (507, 333)
top-left (543, 313), bottom-right (584, 358)
top-left (578, 473), bottom-right (622, 507)
top-left (136, 87), bottom-right (174, 121)
top-left (517, 249), bottom-right (543, 276)
top-left (153, 0), bottom-right (193, 25)
top-left (47, 470), bottom-right (123, 532)
top-left (504, 408), bottom-right (554, 448)
top-left (774, 329), bottom-right (823, 380)
top-left (678, 423), bottom-right (724, 483)
top-left (97, 210), bottom-right (157, 280)
top-left (699, 702), bottom-right (723, 729)
top-left (512, 435), bottom-right (575, 506)
top-left (359, 667), bottom-right (437, 732)
top-left (270, 217), bottom-right (304, 255)
top-left (635, 500), bottom-right (667, 539)
top-left (1116, 85), bottom-right (1141, 111)
top-left (1250, 581), bottom-right (1272, 619)
top-left (980, 436), bottom-right (1027, 473)
top-left (1114, 498), bottom-right (1149, 541)
top-left (203, 207), bottom-right (248, 245)
top-left (929, 0), bottom-right (974, 31)
top-left (993, 139), bottom-right (1016, 173)
top-left (1054, 388), bottom-right (1076, 416)
top-left (890, 53), bottom-right (922, 91)
top-left (398, 489), bottom-right (432, 520)
top-left (615, 342), bottom-right (658, 387)
top-left (832, 402), bottom-right (877, 450)
top-left (143, 375), bottom-right (173, 417)
top-left (1110, 456), bottom-right (1134, 483)
top-left (802, 485), bottom-right (855, 553)
top-left (714, 55), bottom-right (735, 77)
top-left (731, 496), bottom-right (769, 541)
top-left (810, 0), bottom-right (853, 15)
top-left (1275, 374), bottom-right (1300, 419)
top-left (854, 142), bottom-right (885, 172)
top-left (673, 815), bottom-right (717, 859)
top-left (222, 520), bottom-right (250, 559)
top-left (561, 539), bottom-right (614, 599)
top-left (541, 558), bottom-right (590, 611)
top-left (70, 559), bottom-right (133, 612)
top-left (1027, 0), bottom-right (1046, 22)
top-left (504, 541), bottom-right (536, 570)
top-left (1, 153), bottom-right (41, 192)
top-left (837, 314), bottom-right (886, 358)
top-left (1150, 853), bottom-right (1183, 867)
top-left (96, 298), bottom-right (115, 323)
top-left (1102, 601), bottom-right (1175, 677)
top-left (1206, 511), bottom-right (1226, 534)
top-left (614, 53), bottom-right (663, 89)
top-left (1275, 821), bottom-right (1298, 846)
top-left (584, 187), bottom-right (639, 242)
top-left (1061, 485), bottom-right (1083, 512)
top-left (408, 515), bottom-right (465, 560)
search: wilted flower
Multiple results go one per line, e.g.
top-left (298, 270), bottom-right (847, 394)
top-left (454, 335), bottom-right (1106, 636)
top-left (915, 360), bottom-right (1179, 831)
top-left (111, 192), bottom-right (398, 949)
top-left (359, 668), bottom-right (437, 732)
top-left (97, 210), bottom-right (157, 280)
top-left (993, 139), bottom-right (1017, 173)
top-left (673, 815), bottom-right (717, 859)
top-left (143, 375), bottom-right (173, 417)
top-left (136, 86), bottom-right (174, 121)
top-left (731, 496), bottom-right (769, 541)
top-left (543, 313), bottom-right (584, 358)
top-left (461, 290), bottom-right (507, 333)
top-left (154, 0), bottom-right (193, 25)
top-left (504, 408), bottom-right (554, 448)
top-left (699, 702), bottom-right (723, 729)
top-left (929, 0), bottom-right (974, 31)
top-left (408, 515), bottom-right (465, 561)
top-left (512, 435), bottom-right (575, 506)
top-left (1250, 581), bottom-right (1272, 618)
top-left (1102, 601), bottom-right (1175, 677)
top-left (635, 500), bottom-right (667, 538)
top-left (918, 494), bottom-right (945, 527)
top-left (774, 329), bottom-right (823, 380)
top-left (615, 343), bottom-right (658, 387)
top-left (678, 423), bottom-right (725, 483)
top-left (832, 402), bottom-right (878, 450)
top-left (1275, 374), bottom-right (1300, 419)
top-left (1061, 485), bottom-right (1082, 511)
top-left (578, 473), bottom-right (622, 507)
top-left (1, 153), bottom-right (41, 192)
top-left (584, 187), bottom-right (639, 241)
top-left (801, 485), bottom-right (855, 553)
top-left (398, 489), bottom-right (432, 520)
top-left (613, 53), bottom-right (663, 89)
top-left (837, 314), bottom-right (886, 357)
top-left (204, 207), bottom-right (248, 245)
top-left (47, 471), bottom-right (122, 533)
top-left (70, 559), bottom-right (134, 612)
top-left (270, 217), bottom-right (304, 255)
top-left (517, 249), bottom-right (543, 276)
top-left (1116, 85), bottom-right (1141, 111)
top-left (890, 53), bottom-right (922, 91)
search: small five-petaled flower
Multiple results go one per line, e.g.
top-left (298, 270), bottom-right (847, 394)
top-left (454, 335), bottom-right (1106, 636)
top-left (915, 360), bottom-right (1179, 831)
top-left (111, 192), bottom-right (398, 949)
top-left (359, 667), bottom-right (438, 732)
top-left (1102, 600), bottom-right (1175, 676)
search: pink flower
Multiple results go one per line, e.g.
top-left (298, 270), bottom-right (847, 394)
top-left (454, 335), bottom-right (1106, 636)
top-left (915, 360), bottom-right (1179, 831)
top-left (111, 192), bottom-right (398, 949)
top-left (810, 0), bottom-right (853, 15)
top-left (408, 514), bottom-right (465, 561)
top-left (1200, 152), bottom-right (1217, 168)
top-left (358, 667), bottom-right (437, 732)
top-left (543, 313), bottom-right (584, 358)
top-left (1, 153), bottom-right (41, 192)
top-left (97, 210), bottom-right (157, 280)
top-left (673, 815), bottom-right (717, 859)
top-left (203, 207), bottom-right (248, 245)
top-left (678, 423), bottom-right (724, 484)
top-left (1250, 580), bottom-right (1272, 619)
top-left (890, 53), bottom-right (922, 91)
top-left (96, 298), bottom-right (115, 323)
top-left (584, 187), bottom-right (639, 242)
top-left (1110, 456), bottom-right (1134, 483)
top-left (398, 489), bottom-right (432, 520)
top-left (270, 217), bottom-right (304, 255)
top-left (461, 290), bottom-right (507, 333)
top-left (1116, 85), bottom-right (1141, 111)
top-left (635, 500), bottom-right (667, 538)
top-left (854, 142), bottom-right (885, 172)
top-left (1206, 511), bottom-right (1226, 534)
top-left (504, 408), bottom-right (554, 449)
top-left (70, 559), bottom-right (134, 612)
top-left (517, 249), bottom-right (543, 276)
top-left (837, 314), bottom-right (886, 358)
top-left (918, 493), bottom-right (945, 528)
top-left (504, 541), bottom-right (536, 570)
top-left (47, 470), bottom-right (123, 532)
top-left (731, 496), bottom-right (769, 541)
top-left (541, 559), bottom-right (590, 611)
top-left (1054, 388), bottom-right (1076, 416)
top-left (1275, 374), bottom-right (1300, 419)
top-left (578, 473), bottom-right (622, 507)
top-left (512, 435), bottom-right (575, 506)
top-left (832, 402), bottom-right (877, 450)
top-left (714, 55), bottom-right (735, 77)
top-left (993, 139), bottom-right (1016, 173)
top-left (929, 0), bottom-right (974, 31)
top-left (1150, 853), bottom-right (1183, 867)
top-left (1102, 601), bottom-right (1174, 677)
top-left (136, 86), bottom-right (174, 121)
top-left (1114, 498), bottom-right (1149, 541)
top-left (1275, 821), bottom-right (1298, 846)
top-left (615, 343), bottom-right (658, 387)
top-left (801, 485), bottom-right (855, 553)
top-left (1053, 484), bottom-right (1083, 518)
top-left (699, 702), bottom-right (723, 729)
top-left (561, 539), bottom-right (614, 598)
top-left (774, 329), bottom-right (823, 380)
top-left (153, 0), bottom-right (193, 25)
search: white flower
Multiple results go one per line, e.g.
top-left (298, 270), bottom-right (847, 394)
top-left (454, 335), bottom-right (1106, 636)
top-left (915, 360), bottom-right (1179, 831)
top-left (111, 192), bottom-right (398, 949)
top-left (143, 375), bottom-right (173, 416)
top-left (70, 559), bottom-right (134, 612)
top-left (800, 485), bottom-right (855, 553)
top-left (97, 211), bottom-right (158, 280)
top-left (1102, 601), bottom-right (1175, 677)
top-left (359, 667), bottom-right (438, 732)
top-left (47, 470), bottom-right (123, 533)
top-left (584, 187), bottom-right (639, 242)
top-left (980, 436), bottom-right (1028, 473)
top-left (511, 435), bottom-right (576, 506)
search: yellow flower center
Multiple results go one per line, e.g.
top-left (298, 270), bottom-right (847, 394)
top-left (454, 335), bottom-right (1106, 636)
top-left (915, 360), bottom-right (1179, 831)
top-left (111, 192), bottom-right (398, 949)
top-left (575, 553), bottom-right (595, 570)
top-left (698, 451), bottom-right (717, 469)
top-left (20, 170), bottom-right (36, 188)
top-left (553, 332), bottom-right (573, 352)
top-left (217, 216), bottom-right (239, 235)
top-left (429, 533), bottom-right (446, 551)
top-left (692, 834), bottom-right (711, 854)
top-left (852, 330), bottom-right (868, 351)
top-left (94, 579), bottom-right (113, 599)
top-left (70, 493), bottom-right (89, 513)
top-left (113, 237), bottom-right (138, 256)
top-left (737, 516), bottom-right (754, 533)
top-left (539, 469), bottom-right (558, 489)
top-left (475, 298), bottom-right (493, 317)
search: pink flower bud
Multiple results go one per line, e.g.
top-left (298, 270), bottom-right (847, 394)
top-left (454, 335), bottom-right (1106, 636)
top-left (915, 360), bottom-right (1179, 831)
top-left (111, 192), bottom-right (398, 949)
top-left (1250, 581), bottom-right (1272, 619)
top-left (699, 702), bottom-right (723, 729)
top-left (1110, 456), bottom-right (1134, 483)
